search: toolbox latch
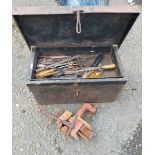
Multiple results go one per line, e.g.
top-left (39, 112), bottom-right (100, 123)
top-left (74, 10), bottom-right (83, 34)
top-left (74, 82), bottom-right (80, 97)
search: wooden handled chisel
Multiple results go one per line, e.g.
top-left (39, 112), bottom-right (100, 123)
top-left (64, 64), bottom-right (116, 75)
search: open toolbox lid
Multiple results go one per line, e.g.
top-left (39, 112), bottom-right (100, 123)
top-left (13, 5), bottom-right (140, 49)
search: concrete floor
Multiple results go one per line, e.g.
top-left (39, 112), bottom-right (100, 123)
top-left (12, 0), bottom-right (142, 155)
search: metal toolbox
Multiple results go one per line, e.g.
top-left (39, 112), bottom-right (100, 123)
top-left (13, 5), bottom-right (140, 104)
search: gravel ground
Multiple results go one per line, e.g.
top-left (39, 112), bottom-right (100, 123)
top-left (12, 0), bottom-right (142, 155)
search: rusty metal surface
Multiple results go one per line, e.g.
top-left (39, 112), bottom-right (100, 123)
top-left (12, 5), bottom-right (140, 104)
top-left (34, 42), bottom-right (119, 48)
top-left (13, 12), bottom-right (139, 49)
top-left (28, 83), bottom-right (124, 104)
top-left (26, 45), bottom-right (126, 104)
top-left (12, 5), bottom-right (140, 15)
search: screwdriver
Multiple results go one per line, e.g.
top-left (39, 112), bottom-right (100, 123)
top-left (91, 52), bottom-right (104, 67)
top-left (35, 69), bottom-right (60, 78)
top-left (65, 64), bottom-right (116, 75)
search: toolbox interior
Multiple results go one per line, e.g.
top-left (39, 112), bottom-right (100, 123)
top-left (30, 46), bottom-right (123, 81)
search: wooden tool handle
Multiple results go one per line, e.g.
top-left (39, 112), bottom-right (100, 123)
top-left (64, 64), bottom-right (116, 75)
top-left (101, 64), bottom-right (116, 70)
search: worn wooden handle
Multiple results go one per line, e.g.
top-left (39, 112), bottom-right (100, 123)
top-left (102, 64), bottom-right (116, 70)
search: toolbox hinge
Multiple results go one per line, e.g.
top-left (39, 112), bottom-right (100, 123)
top-left (74, 10), bottom-right (83, 34)
top-left (113, 44), bottom-right (118, 49)
top-left (31, 45), bottom-right (36, 52)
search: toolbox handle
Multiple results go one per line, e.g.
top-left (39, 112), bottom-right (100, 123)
top-left (74, 10), bottom-right (83, 34)
top-left (76, 10), bottom-right (81, 34)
